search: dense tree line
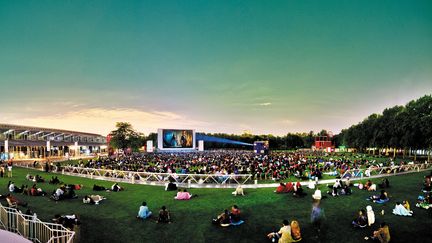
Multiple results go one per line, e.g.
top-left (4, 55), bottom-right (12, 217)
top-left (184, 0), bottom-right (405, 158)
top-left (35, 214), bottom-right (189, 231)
top-left (335, 95), bottom-right (432, 157)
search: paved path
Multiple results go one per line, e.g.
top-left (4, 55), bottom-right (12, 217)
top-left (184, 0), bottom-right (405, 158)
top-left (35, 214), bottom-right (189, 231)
top-left (0, 230), bottom-right (32, 243)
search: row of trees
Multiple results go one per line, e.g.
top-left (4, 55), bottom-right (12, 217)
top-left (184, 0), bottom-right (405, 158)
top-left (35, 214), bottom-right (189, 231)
top-left (335, 95), bottom-right (432, 156)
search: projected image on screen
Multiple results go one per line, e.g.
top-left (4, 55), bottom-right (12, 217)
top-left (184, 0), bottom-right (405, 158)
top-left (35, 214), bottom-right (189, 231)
top-left (162, 130), bottom-right (194, 148)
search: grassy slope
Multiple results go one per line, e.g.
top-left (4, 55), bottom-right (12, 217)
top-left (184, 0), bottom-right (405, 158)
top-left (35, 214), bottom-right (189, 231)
top-left (0, 167), bottom-right (431, 243)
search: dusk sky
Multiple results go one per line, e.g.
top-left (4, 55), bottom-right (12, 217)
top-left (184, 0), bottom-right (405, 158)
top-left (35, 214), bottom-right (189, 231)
top-left (1, 0), bottom-right (431, 135)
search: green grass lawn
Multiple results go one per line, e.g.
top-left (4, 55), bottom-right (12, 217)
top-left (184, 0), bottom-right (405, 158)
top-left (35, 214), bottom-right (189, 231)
top-left (1, 167), bottom-right (431, 243)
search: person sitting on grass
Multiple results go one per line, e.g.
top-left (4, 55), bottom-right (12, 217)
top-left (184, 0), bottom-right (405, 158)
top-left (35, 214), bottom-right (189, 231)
top-left (378, 178), bottom-right (390, 189)
top-left (392, 202), bottom-right (413, 216)
top-left (364, 180), bottom-right (373, 190)
top-left (402, 200), bottom-right (411, 211)
top-left (340, 185), bottom-right (352, 195)
top-left (111, 183), bottom-right (123, 192)
top-left (213, 209), bottom-right (231, 226)
top-left (174, 189), bottom-right (195, 200)
top-left (366, 205), bottom-right (375, 226)
top-left (157, 206), bottom-right (171, 223)
top-left (52, 186), bottom-right (65, 200)
top-left (30, 184), bottom-right (47, 196)
top-left (26, 174), bottom-right (34, 181)
top-left (49, 176), bottom-right (61, 184)
top-left (8, 181), bottom-right (16, 192)
top-left (368, 222), bottom-right (390, 243)
top-left (22, 185), bottom-right (30, 195)
top-left (52, 214), bottom-right (80, 230)
top-left (293, 182), bottom-right (306, 197)
top-left (312, 189), bottom-right (322, 201)
top-left (33, 174), bottom-right (45, 183)
top-left (344, 178), bottom-right (351, 187)
top-left (165, 181), bottom-right (177, 191)
top-left (137, 201), bottom-right (152, 219)
top-left (63, 185), bottom-right (78, 199)
top-left (230, 205), bottom-right (242, 223)
top-left (290, 220), bottom-right (302, 242)
top-left (368, 183), bottom-right (377, 192)
top-left (232, 185), bottom-right (245, 196)
top-left (267, 219), bottom-right (293, 243)
top-left (416, 192), bottom-right (432, 209)
top-left (352, 209), bottom-right (368, 228)
top-left (327, 185), bottom-right (339, 197)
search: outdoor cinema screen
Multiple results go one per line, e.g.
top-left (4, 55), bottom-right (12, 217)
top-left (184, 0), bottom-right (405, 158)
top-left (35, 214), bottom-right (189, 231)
top-left (161, 129), bottom-right (194, 149)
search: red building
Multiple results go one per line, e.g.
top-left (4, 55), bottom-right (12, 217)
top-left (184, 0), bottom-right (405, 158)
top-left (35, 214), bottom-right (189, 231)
top-left (314, 135), bottom-right (334, 151)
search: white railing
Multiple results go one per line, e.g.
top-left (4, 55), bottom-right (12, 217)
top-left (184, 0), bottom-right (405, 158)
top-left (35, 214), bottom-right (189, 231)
top-left (60, 166), bottom-right (253, 187)
top-left (0, 204), bottom-right (75, 243)
top-left (340, 162), bottom-right (432, 179)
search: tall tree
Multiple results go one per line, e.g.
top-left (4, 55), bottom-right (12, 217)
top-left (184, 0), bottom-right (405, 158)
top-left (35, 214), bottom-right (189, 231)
top-left (109, 122), bottom-right (143, 152)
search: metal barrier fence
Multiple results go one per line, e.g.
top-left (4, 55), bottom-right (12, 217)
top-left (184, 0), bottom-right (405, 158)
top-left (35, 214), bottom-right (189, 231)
top-left (60, 166), bottom-right (254, 187)
top-left (340, 162), bottom-right (432, 179)
top-left (0, 204), bottom-right (75, 243)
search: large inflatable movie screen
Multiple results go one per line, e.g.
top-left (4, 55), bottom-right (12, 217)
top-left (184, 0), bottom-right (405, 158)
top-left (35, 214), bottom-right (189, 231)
top-left (162, 129), bottom-right (194, 148)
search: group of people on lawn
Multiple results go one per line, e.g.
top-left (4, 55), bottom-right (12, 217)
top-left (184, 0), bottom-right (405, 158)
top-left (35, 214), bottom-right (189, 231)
top-left (2, 161), bottom-right (430, 242)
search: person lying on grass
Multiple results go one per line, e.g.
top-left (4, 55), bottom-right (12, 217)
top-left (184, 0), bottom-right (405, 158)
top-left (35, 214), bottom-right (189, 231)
top-left (275, 183), bottom-right (287, 193)
top-left (93, 184), bottom-right (106, 191)
top-left (368, 190), bottom-right (389, 203)
top-left (6, 194), bottom-right (28, 207)
top-left (83, 195), bottom-right (106, 205)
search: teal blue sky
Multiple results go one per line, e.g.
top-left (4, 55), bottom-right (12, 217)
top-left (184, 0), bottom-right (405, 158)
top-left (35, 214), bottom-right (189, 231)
top-left (0, 0), bottom-right (431, 135)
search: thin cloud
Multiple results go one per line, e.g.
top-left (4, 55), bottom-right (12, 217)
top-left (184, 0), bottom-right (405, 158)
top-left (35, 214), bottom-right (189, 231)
top-left (257, 102), bottom-right (272, 106)
top-left (2, 108), bottom-right (211, 135)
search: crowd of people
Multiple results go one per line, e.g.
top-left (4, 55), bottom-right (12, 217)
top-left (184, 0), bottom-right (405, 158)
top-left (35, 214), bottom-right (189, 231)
top-left (72, 151), bottom-right (391, 182)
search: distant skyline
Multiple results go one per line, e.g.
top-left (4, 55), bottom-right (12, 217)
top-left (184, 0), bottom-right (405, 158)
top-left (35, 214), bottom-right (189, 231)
top-left (1, 1), bottom-right (431, 135)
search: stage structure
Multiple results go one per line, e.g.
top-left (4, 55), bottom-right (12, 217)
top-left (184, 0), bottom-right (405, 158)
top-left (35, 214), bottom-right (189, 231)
top-left (157, 129), bottom-right (196, 151)
top-left (146, 140), bottom-right (153, 152)
top-left (254, 141), bottom-right (269, 154)
top-left (198, 140), bottom-right (204, 151)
